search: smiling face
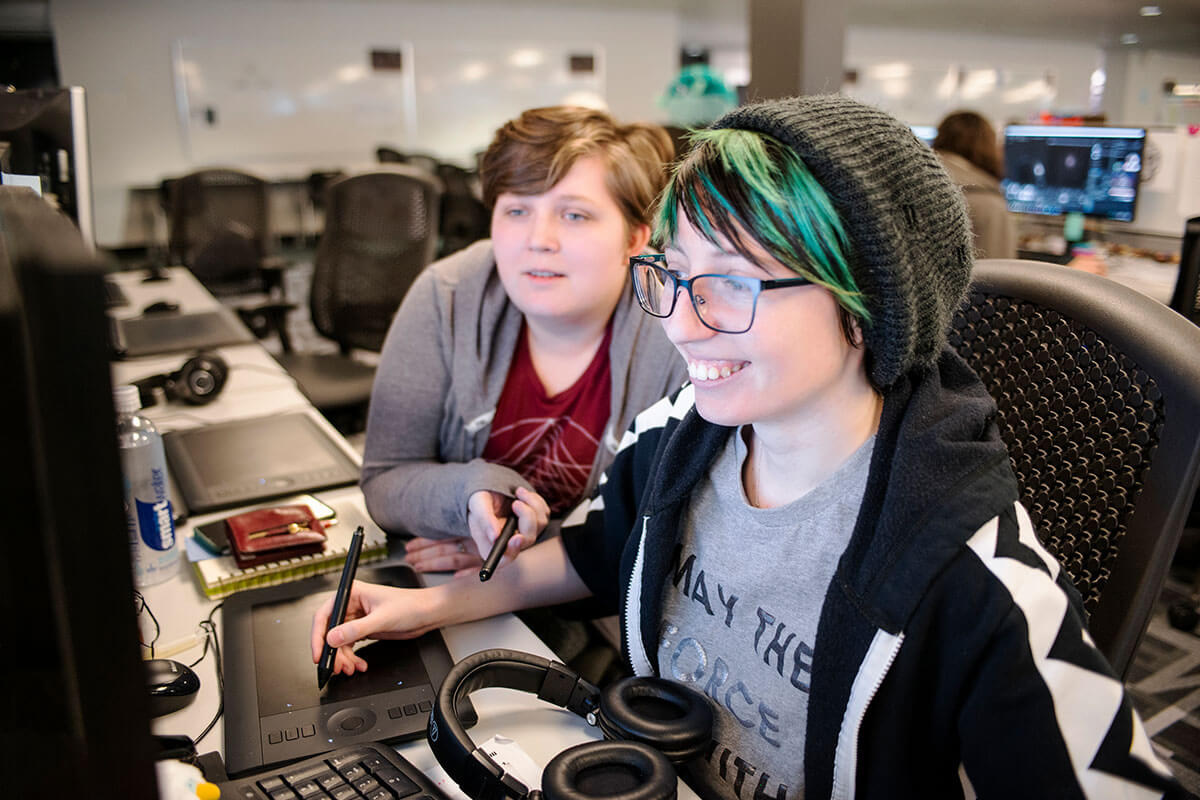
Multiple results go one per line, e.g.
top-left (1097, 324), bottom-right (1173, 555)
top-left (661, 213), bottom-right (873, 438)
top-left (490, 155), bottom-right (649, 333)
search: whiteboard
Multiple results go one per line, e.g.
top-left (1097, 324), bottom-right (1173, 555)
top-left (172, 38), bottom-right (604, 166)
top-left (173, 38), bottom-right (417, 164)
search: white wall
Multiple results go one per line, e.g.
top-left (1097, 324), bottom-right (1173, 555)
top-left (49, 0), bottom-right (678, 247)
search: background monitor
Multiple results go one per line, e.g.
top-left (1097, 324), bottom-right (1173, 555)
top-left (910, 124), bottom-right (937, 146)
top-left (1002, 124), bottom-right (1146, 222)
top-left (0, 86), bottom-right (96, 248)
top-left (0, 186), bottom-right (159, 799)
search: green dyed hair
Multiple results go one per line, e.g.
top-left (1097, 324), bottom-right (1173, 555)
top-left (654, 128), bottom-right (869, 324)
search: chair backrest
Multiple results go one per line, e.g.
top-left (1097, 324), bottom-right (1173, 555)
top-left (311, 167), bottom-right (442, 352)
top-left (1169, 215), bottom-right (1200, 325)
top-left (165, 168), bottom-right (270, 293)
top-left (434, 162), bottom-right (490, 259)
top-left (950, 258), bottom-right (1200, 678)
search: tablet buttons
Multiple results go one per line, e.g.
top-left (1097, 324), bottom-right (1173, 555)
top-left (328, 708), bottom-right (376, 737)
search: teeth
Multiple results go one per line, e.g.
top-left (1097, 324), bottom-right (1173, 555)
top-left (688, 361), bottom-right (744, 382)
top-left (528, 270), bottom-right (561, 277)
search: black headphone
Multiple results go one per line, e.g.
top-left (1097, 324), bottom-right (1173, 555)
top-left (428, 649), bottom-right (713, 800)
top-left (132, 351), bottom-right (228, 407)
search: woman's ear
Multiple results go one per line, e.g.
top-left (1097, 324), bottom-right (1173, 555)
top-left (627, 223), bottom-right (652, 257)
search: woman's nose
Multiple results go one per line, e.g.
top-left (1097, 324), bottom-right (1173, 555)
top-left (527, 213), bottom-right (559, 252)
top-left (660, 288), bottom-right (716, 344)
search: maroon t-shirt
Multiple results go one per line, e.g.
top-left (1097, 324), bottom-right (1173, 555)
top-left (482, 322), bottom-right (613, 514)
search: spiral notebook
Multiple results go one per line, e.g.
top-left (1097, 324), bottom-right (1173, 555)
top-left (189, 504), bottom-right (388, 599)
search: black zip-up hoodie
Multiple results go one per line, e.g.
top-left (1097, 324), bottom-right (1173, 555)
top-left (561, 349), bottom-right (1179, 799)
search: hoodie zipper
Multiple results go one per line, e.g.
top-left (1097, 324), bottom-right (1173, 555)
top-left (624, 516), bottom-right (654, 677)
top-left (830, 629), bottom-right (905, 800)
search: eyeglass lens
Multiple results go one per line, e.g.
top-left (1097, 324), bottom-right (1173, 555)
top-left (633, 260), bottom-right (758, 333)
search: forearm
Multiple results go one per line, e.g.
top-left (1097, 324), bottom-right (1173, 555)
top-left (362, 458), bottom-right (529, 538)
top-left (427, 537), bottom-right (592, 627)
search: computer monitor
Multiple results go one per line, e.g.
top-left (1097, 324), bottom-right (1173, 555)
top-left (910, 125), bottom-right (936, 147)
top-left (1002, 124), bottom-right (1146, 223)
top-left (0, 186), bottom-right (159, 799)
top-left (0, 86), bottom-right (96, 248)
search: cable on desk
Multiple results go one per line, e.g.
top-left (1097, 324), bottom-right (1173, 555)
top-left (134, 590), bottom-right (160, 659)
top-left (192, 601), bottom-right (225, 746)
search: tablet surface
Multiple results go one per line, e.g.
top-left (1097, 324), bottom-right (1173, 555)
top-left (113, 307), bottom-right (254, 358)
top-left (222, 563), bottom-right (474, 776)
top-left (163, 412), bottom-right (360, 514)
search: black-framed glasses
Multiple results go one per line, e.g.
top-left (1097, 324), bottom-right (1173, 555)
top-left (629, 254), bottom-right (812, 334)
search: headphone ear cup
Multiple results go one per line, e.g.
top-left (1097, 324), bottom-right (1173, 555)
top-left (596, 677), bottom-right (713, 765)
top-left (168, 352), bottom-right (228, 404)
top-left (542, 741), bottom-right (677, 800)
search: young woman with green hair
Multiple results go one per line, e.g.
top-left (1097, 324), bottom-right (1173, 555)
top-left (314, 95), bottom-right (1177, 798)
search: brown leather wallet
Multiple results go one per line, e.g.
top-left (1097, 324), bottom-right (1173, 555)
top-left (225, 504), bottom-right (327, 568)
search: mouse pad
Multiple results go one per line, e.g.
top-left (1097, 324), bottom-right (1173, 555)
top-left (221, 563), bottom-right (474, 776)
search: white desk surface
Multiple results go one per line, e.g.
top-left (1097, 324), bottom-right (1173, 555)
top-left (108, 267), bottom-right (700, 799)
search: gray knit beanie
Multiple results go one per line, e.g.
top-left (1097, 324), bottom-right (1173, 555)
top-left (711, 94), bottom-right (974, 388)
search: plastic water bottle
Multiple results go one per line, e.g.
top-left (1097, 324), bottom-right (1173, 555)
top-left (114, 384), bottom-right (179, 586)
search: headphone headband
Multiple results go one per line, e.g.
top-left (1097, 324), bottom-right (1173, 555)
top-left (429, 649), bottom-right (601, 800)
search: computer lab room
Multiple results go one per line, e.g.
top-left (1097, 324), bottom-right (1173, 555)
top-left (3, 0), bottom-right (1200, 798)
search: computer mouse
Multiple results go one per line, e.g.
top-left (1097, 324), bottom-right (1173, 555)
top-left (144, 658), bottom-right (201, 718)
top-left (142, 300), bottom-right (181, 315)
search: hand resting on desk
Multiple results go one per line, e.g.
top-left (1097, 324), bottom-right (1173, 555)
top-left (403, 485), bottom-right (549, 575)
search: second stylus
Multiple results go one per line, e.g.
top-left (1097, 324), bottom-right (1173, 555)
top-left (478, 516), bottom-right (519, 582)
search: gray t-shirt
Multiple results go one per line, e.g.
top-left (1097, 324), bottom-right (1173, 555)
top-left (657, 427), bottom-right (874, 800)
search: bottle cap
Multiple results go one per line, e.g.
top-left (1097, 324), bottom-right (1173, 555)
top-left (113, 384), bottom-right (142, 414)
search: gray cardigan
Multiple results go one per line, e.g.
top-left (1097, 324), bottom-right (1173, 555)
top-left (361, 240), bottom-right (688, 539)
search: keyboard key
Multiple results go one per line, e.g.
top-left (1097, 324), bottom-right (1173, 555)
top-left (258, 777), bottom-right (287, 793)
top-left (291, 780), bottom-right (324, 798)
top-left (285, 727), bottom-right (300, 741)
top-left (267, 731), bottom-right (283, 745)
top-left (387, 706), bottom-right (403, 719)
top-left (341, 765), bottom-right (367, 783)
top-left (354, 776), bottom-right (382, 795)
top-left (374, 767), bottom-right (419, 797)
top-left (418, 701), bottom-right (432, 713)
top-left (315, 771), bottom-right (344, 790)
top-left (328, 750), bottom-right (370, 770)
top-left (367, 790), bottom-right (396, 800)
top-left (330, 787), bottom-right (359, 800)
top-left (301, 724), bottom-right (317, 738)
top-left (285, 763), bottom-right (334, 786)
top-left (363, 754), bottom-right (387, 771)
top-left (403, 704), bottom-right (418, 716)
top-left (268, 789), bottom-right (299, 800)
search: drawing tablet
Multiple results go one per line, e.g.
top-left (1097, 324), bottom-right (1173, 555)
top-left (163, 412), bottom-right (359, 514)
top-left (112, 307), bottom-right (254, 358)
top-left (222, 563), bottom-right (475, 776)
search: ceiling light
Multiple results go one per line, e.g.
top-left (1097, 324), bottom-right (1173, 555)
top-left (1139, 5), bottom-right (1162, 16)
top-left (1120, 33), bottom-right (1140, 45)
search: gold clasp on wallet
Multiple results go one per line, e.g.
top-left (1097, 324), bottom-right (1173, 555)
top-left (247, 521), bottom-right (312, 540)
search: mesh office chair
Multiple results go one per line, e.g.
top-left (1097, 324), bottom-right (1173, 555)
top-left (274, 167), bottom-right (442, 429)
top-left (949, 258), bottom-right (1200, 678)
top-left (164, 168), bottom-right (287, 297)
top-left (434, 163), bottom-right (490, 259)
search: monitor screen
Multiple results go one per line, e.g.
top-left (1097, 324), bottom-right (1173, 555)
top-left (1002, 124), bottom-right (1146, 222)
top-left (0, 186), bottom-right (159, 799)
top-left (0, 87), bottom-right (96, 247)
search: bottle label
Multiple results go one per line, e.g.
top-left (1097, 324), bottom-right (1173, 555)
top-left (135, 496), bottom-right (176, 550)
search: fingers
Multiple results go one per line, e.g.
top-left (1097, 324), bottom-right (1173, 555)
top-left (405, 536), bottom-right (481, 573)
top-left (512, 486), bottom-right (550, 548)
top-left (310, 593), bottom-right (336, 663)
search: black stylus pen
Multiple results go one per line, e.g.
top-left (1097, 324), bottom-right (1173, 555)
top-left (317, 525), bottom-right (365, 689)
top-left (478, 516), bottom-right (518, 582)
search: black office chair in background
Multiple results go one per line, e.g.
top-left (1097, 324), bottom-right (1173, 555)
top-left (1168, 215), bottom-right (1200, 326)
top-left (163, 168), bottom-right (289, 298)
top-left (435, 162), bottom-right (490, 259)
top-left (273, 166), bottom-right (442, 432)
top-left (950, 258), bottom-right (1200, 679)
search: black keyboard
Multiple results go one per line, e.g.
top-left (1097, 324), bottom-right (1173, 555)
top-left (218, 742), bottom-right (450, 800)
